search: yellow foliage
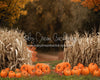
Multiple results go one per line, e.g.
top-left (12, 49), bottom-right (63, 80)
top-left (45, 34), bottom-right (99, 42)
top-left (0, 0), bottom-right (34, 26)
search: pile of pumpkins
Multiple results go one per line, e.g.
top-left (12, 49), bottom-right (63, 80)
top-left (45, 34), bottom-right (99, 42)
top-left (55, 62), bottom-right (100, 77)
top-left (0, 62), bottom-right (100, 78)
top-left (0, 63), bottom-right (50, 78)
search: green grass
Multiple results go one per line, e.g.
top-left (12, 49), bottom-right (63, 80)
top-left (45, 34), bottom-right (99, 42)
top-left (0, 60), bottom-right (100, 80)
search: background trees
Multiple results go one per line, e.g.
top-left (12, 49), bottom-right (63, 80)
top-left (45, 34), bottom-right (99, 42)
top-left (0, 0), bottom-right (99, 51)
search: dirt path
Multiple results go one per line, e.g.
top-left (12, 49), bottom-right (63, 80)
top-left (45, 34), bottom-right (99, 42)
top-left (37, 51), bottom-right (64, 61)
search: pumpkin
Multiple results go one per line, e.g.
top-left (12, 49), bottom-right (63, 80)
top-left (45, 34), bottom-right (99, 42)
top-left (20, 64), bottom-right (28, 72)
top-left (73, 66), bottom-right (82, 74)
top-left (8, 71), bottom-right (16, 78)
top-left (42, 65), bottom-right (50, 74)
top-left (81, 67), bottom-right (89, 75)
top-left (73, 66), bottom-right (79, 70)
top-left (5, 68), bottom-right (10, 73)
top-left (88, 63), bottom-right (98, 74)
top-left (21, 71), bottom-right (28, 77)
top-left (16, 73), bottom-right (21, 78)
top-left (77, 63), bottom-right (84, 69)
top-left (35, 63), bottom-right (43, 70)
top-left (15, 68), bottom-right (20, 72)
top-left (64, 68), bottom-right (71, 76)
top-left (71, 68), bottom-right (80, 76)
top-left (28, 65), bottom-right (35, 75)
top-left (35, 69), bottom-right (42, 76)
top-left (63, 62), bottom-right (71, 69)
top-left (0, 70), bottom-right (8, 78)
top-left (55, 63), bottom-right (64, 73)
top-left (93, 69), bottom-right (100, 77)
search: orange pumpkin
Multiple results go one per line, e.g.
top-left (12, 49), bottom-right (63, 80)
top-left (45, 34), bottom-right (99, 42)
top-left (71, 68), bottom-right (80, 76)
top-left (16, 72), bottom-right (21, 78)
top-left (20, 64), bottom-right (28, 72)
top-left (55, 63), bottom-right (64, 73)
top-left (63, 62), bottom-right (71, 69)
top-left (35, 69), bottom-right (42, 76)
top-left (8, 71), bottom-right (16, 78)
top-left (28, 65), bottom-right (35, 75)
top-left (35, 63), bottom-right (43, 70)
top-left (0, 70), bottom-right (8, 78)
top-left (77, 63), bottom-right (84, 69)
top-left (42, 65), bottom-right (50, 74)
top-left (21, 71), bottom-right (28, 77)
top-left (5, 68), bottom-right (10, 73)
top-left (88, 63), bottom-right (98, 74)
top-left (81, 67), bottom-right (89, 75)
top-left (64, 68), bottom-right (71, 76)
top-left (73, 66), bottom-right (79, 70)
top-left (93, 69), bottom-right (100, 77)
top-left (73, 66), bottom-right (82, 74)
top-left (15, 68), bottom-right (20, 72)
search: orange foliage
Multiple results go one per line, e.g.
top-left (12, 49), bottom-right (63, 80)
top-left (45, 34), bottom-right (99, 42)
top-left (0, 1), bottom-right (7, 8)
top-left (71, 0), bottom-right (100, 12)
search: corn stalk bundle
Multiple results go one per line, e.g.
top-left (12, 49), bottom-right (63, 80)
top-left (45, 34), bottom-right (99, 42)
top-left (63, 32), bottom-right (100, 67)
top-left (0, 29), bottom-right (32, 70)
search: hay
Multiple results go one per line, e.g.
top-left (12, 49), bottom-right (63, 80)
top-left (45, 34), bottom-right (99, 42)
top-left (0, 29), bottom-right (32, 70)
top-left (63, 32), bottom-right (100, 67)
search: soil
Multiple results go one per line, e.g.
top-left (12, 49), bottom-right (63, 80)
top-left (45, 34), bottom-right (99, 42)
top-left (37, 51), bottom-right (64, 61)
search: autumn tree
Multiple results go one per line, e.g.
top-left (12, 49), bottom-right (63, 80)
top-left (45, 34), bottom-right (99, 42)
top-left (71, 0), bottom-right (100, 33)
top-left (0, 0), bottom-right (33, 27)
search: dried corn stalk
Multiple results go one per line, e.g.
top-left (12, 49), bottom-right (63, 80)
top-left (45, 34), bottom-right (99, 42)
top-left (63, 32), bottom-right (100, 67)
top-left (0, 29), bottom-right (32, 70)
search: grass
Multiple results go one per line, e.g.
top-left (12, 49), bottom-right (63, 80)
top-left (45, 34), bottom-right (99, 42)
top-left (0, 60), bottom-right (100, 80)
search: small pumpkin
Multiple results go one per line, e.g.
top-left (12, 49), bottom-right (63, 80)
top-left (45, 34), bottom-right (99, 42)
top-left (0, 70), bottom-right (8, 78)
top-left (71, 68), bottom-right (80, 76)
top-left (35, 63), bottom-right (43, 70)
top-left (35, 69), bottom-right (42, 76)
top-left (42, 65), bottom-right (50, 74)
top-left (88, 63), bottom-right (98, 74)
top-left (77, 63), bottom-right (84, 69)
top-left (20, 64), bottom-right (28, 72)
top-left (81, 67), bottom-right (89, 75)
top-left (15, 68), bottom-right (20, 72)
top-left (63, 62), bottom-right (71, 69)
top-left (73, 66), bottom-right (82, 74)
top-left (93, 69), bottom-right (100, 77)
top-left (28, 65), bottom-right (35, 75)
top-left (8, 71), bottom-right (16, 78)
top-left (55, 63), bottom-right (64, 73)
top-left (21, 71), bottom-right (28, 77)
top-left (16, 72), bottom-right (21, 78)
top-left (73, 66), bottom-right (79, 70)
top-left (5, 68), bottom-right (10, 73)
top-left (64, 68), bottom-right (71, 76)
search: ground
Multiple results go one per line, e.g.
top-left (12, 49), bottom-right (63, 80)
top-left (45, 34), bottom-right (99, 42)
top-left (37, 51), bottom-right (64, 61)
